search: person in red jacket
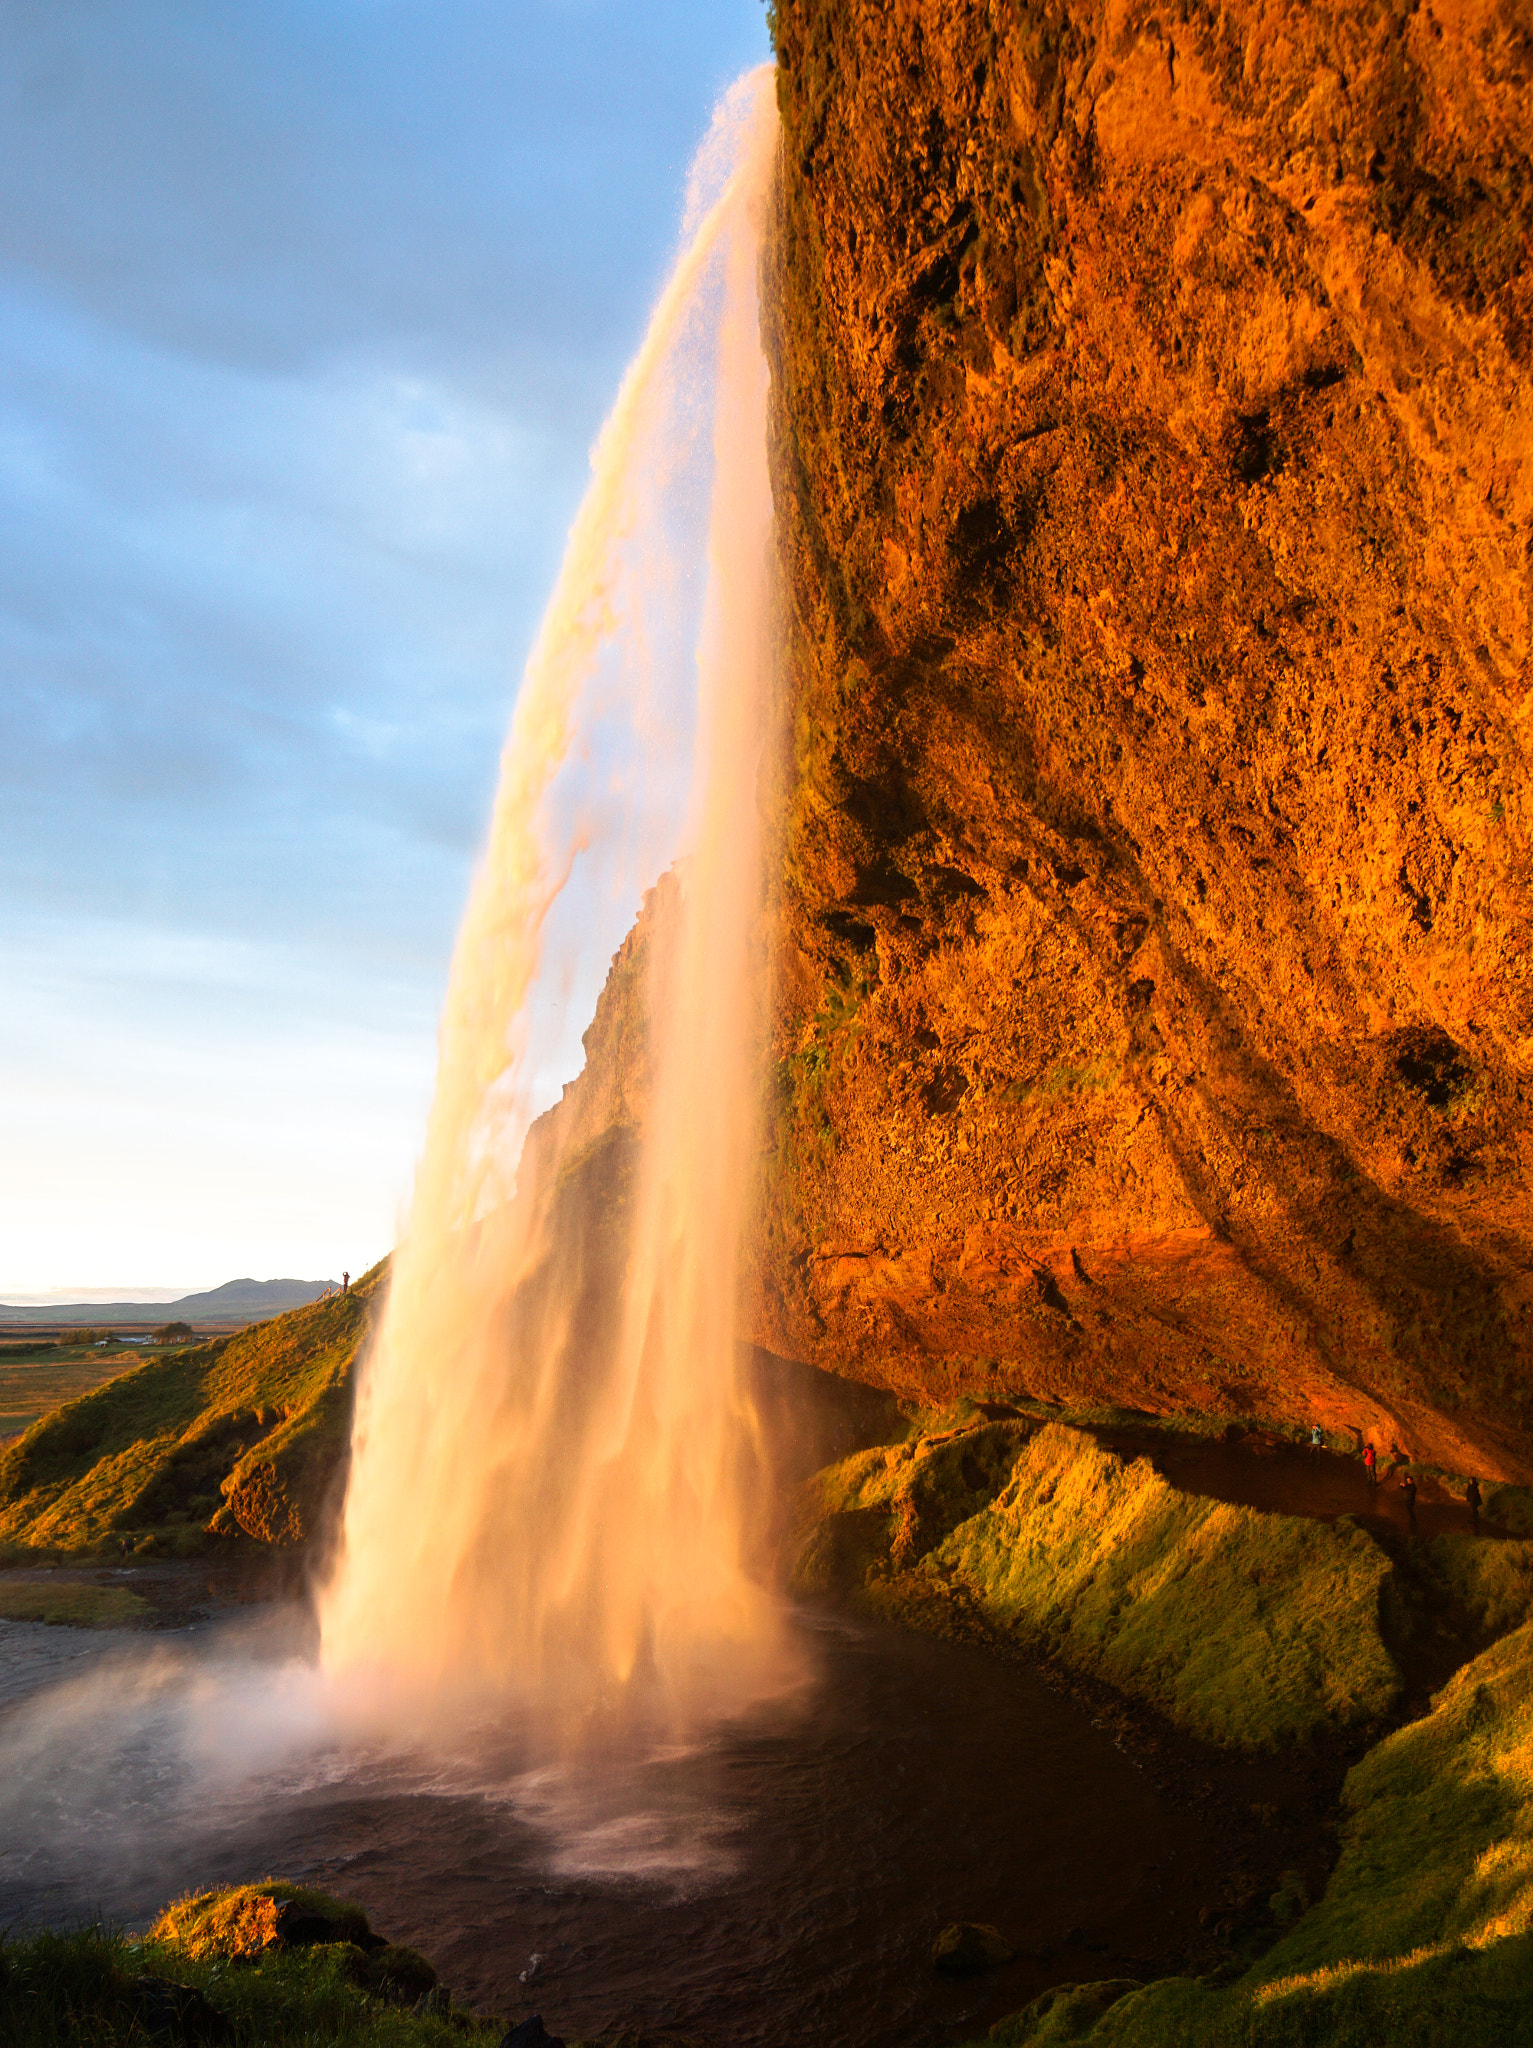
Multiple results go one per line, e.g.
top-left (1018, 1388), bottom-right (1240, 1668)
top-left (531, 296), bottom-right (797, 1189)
top-left (1363, 1441), bottom-right (1377, 1489)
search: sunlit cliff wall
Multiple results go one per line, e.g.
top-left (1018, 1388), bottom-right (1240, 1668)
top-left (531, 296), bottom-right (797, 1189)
top-left (753, 0), bottom-right (1533, 1478)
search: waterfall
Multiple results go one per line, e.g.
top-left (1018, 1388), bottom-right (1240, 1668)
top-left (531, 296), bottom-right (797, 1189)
top-left (316, 67), bottom-right (794, 1738)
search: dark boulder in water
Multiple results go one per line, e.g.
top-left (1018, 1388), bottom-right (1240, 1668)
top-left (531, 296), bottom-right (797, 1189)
top-left (498, 2016), bottom-right (566, 2048)
top-left (931, 1920), bottom-right (1017, 1973)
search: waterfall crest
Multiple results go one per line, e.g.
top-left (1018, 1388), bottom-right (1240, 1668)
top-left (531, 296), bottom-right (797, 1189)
top-left (317, 66), bottom-right (795, 1736)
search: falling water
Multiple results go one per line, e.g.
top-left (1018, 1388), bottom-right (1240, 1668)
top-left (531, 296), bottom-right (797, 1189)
top-left (317, 67), bottom-right (796, 1736)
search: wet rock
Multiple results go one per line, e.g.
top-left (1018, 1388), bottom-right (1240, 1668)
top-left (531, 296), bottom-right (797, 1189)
top-left (127, 1975), bottom-right (234, 2044)
top-left (989, 1979), bottom-right (1141, 2043)
top-left (498, 2017), bottom-right (566, 2048)
top-left (932, 1921), bottom-right (1017, 1974)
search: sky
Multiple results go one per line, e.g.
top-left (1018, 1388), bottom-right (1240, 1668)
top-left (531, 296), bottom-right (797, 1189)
top-left (0, 0), bottom-right (772, 1299)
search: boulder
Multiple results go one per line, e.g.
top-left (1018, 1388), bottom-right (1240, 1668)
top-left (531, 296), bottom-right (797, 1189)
top-left (149, 1882), bottom-right (375, 1959)
top-left (499, 2017), bottom-right (566, 2048)
top-left (271, 1900), bottom-right (340, 1947)
top-left (932, 1922), bottom-right (1017, 1974)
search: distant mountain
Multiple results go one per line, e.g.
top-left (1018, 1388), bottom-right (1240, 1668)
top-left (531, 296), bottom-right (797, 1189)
top-left (0, 1279), bottom-right (339, 1329)
top-left (156, 1279), bottom-right (341, 1319)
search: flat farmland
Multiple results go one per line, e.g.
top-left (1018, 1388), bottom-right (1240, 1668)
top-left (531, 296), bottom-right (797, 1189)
top-left (0, 1344), bottom-right (147, 1440)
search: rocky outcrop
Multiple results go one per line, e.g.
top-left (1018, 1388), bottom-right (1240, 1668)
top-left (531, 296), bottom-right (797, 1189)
top-left (757, 0), bottom-right (1533, 1477)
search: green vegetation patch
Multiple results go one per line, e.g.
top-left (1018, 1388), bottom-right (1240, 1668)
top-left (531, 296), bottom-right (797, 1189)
top-left (151, 1883), bottom-right (378, 1959)
top-left (1413, 1529), bottom-right (1533, 1641)
top-left (793, 1418), bottom-right (1401, 1750)
top-left (2, 1879), bottom-right (668, 2045)
top-left (0, 1577), bottom-right (151, 1628)
top-left (0, 1919), bottom-right (490, 2048)
top-left (0, 1265), bottom-right (385, 1556)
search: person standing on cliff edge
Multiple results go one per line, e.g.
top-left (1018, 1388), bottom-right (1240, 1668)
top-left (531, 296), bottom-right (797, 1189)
top-left (1364, 1442), bottom-right (1377, 1488)
top-left (1400, 1470), bottom-right (1418, 1531)
top-left (1310, 1423), bottom-right (1323, 1454)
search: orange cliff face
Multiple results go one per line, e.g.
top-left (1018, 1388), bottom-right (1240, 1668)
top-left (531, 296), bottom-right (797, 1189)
top-left (751, 0), bottom-right (1533, 1477)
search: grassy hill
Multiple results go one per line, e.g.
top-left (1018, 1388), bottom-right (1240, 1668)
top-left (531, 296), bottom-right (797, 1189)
top-left (0, 1262), bottom-right (385, 1557)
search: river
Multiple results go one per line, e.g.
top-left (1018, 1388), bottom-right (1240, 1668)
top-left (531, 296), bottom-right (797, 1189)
top-left (0, 1595), bottom-right (1220, 2046)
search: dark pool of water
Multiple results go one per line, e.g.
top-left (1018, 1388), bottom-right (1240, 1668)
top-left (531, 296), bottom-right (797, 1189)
top-left (0, 1607), bottom-right (1216, 2047)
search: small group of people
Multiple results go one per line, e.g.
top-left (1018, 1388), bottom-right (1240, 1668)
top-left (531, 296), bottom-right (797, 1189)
top-left (1354, 1433), bottom-right (1483, 1531)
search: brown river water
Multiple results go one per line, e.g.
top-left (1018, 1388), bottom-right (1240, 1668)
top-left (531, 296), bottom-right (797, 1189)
top-left (0, 1598), bottom-right (1224, 2047)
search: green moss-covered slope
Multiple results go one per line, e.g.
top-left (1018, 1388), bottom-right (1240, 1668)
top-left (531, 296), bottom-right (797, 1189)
top-left (794, 1415), bottom-right (1403, 1749)
top-left (0, 1264), bottom-right (384, 1556)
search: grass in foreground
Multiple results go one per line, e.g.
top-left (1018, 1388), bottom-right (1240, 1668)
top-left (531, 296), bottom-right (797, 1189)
top-left (793, 1414), bottom-right (1402, 1749)
top-left (1, 1881), bottom-right (695, 2046)
top-left (0, 1922), bottom-right (490, 2048)
top-left (0, 1577), bottom-right (150, 1627)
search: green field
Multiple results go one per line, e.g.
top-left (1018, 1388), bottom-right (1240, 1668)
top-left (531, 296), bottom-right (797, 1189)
top-left (0, 1343), bottom-right (147, 1441)
top-left (0, 1576), bottom-right (151, 1627)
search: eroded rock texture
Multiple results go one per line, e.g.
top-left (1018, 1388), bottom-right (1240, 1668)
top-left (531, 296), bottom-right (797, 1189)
top-left (755, 0), bottom-right (1533, 1476)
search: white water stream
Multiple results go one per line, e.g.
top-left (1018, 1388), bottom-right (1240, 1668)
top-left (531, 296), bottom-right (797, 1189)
top-left (318, 65), bottom-right (799, 1736)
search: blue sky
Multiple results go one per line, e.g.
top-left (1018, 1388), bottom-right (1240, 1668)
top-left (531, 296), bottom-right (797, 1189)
top-left (0, 0), bottom-right (771, 1297)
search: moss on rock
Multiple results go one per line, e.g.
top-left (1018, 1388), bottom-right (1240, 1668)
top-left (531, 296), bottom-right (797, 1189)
top-left (990, 1979), bottom-right (1141, 2043)
top-left (795, 1419), bottom-right (1401, 1750)
top-left (150, 1881), bottom-right (377, 1959)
